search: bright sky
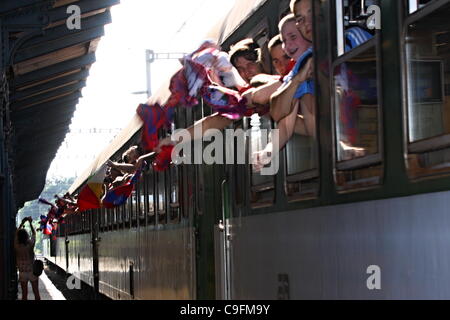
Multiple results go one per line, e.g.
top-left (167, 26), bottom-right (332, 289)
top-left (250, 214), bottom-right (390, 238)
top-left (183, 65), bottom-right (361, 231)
top-left (47, 0), bottom-right (235, 178)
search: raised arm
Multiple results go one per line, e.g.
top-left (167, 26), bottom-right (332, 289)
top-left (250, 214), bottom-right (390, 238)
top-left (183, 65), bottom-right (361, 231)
top-left (242, 80), bottom-right (282, 107)
top-left (270, 58), bottom-right (313, 122)
top-left (28, 217), bottom-right (36, 237)
top-left (107, 160), bottom-right (137, 174)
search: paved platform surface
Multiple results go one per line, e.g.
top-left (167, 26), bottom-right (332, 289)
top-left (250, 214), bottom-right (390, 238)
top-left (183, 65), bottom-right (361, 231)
top-left (17, 271), bottom-right (66, 300)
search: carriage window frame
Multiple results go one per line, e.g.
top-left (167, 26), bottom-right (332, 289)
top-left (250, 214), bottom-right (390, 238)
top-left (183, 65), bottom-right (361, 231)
top-left (245, 20), bottom-right (276, 209)
top-left (169, 106), bottom-right (184, 223)
top-left (334, 0), bottom-right (380, 58)
top-left (130, 186), bottom-right (138, 228)
top-left (168, 164), bottom-right (181, 224)
top-left (136, 175), bottom-right (146, 226)
top-left (231, 120), bottom-right (246, 210)
top-left (156, 170), bottom-right (167, 225)
top-left (402, 0), bottom-right (450, 179)
top-left (146, 169), bottom-right (156, 226)
top-left (407, 0), bottom-right (439, 14)
top-left (331, 1), bottom-right (384, 191)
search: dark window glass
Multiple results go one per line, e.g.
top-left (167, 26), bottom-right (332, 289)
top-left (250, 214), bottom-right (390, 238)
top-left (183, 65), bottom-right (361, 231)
top-left (405, 2), bottom-right (450, 179)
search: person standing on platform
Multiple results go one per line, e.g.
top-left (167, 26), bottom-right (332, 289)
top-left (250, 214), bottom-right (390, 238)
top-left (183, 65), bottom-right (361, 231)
top-left (14, 216), bottom-right (40, 300)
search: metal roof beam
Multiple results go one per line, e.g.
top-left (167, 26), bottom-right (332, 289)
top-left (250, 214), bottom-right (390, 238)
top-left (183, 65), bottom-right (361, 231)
top-left (11, 81), bottom-right (85, 110)
top-left (11, 69), bottom-right (89, 101)
top-left (12, 94), bottom-right (80, 120)
top-left (15, 138), bottom-right (68, 156)
top-left (48, 0), bottom-right (119, 22)
top-left (14, 26), bottom-right (104, 63)
top-left (12, 53), bottom-right (95, 87)
top-left (21, 10), bottom-right (112, 49)
top-left (0, 0), bottom-right (47, 14)
top-left (15, 120), bottom-right (73, 139)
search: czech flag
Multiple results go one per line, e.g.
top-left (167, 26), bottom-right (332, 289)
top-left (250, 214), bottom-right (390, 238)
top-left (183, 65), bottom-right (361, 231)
top-left (43, 222), bottom-right (53, 235)
top-left (77, 163), bottom-right (108, 212)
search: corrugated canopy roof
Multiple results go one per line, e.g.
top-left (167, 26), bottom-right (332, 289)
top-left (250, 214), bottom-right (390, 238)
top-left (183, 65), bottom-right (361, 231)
top-left (1, 0), bottom-right (119, 208)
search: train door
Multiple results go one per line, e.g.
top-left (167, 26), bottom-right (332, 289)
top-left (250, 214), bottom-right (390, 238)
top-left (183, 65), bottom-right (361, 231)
top-left (65, 236), bottom-right (69, 272)
top-left (214, 178), bottom-right (232, 299)
top-left (91, 209), bottom-right (100, 298)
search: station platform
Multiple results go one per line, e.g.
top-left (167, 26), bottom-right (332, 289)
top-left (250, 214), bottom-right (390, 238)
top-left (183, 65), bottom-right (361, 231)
top-left (17, 270), bottom-right (65, 300)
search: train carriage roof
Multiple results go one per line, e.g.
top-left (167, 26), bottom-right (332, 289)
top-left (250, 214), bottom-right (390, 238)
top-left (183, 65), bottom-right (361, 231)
top-left (68, 0), bottom-right (269, 194)
top-left (2, 0), bottom-right (120, 208)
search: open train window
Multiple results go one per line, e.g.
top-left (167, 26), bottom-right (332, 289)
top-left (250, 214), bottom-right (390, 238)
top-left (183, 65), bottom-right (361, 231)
top-left (111, 208), bottom-right (116, 230)
top-left (130, 188), bottom-right (137, 228)
top-left (124, 195), bottom-right (130, 225)
top-left (332, 0), bottom-right (383, 191)
top-left (247, 18), bottom-right (271, 75)
top-left (168, 165), bottom-right (181, 223)
top-left (285, 135), bottom-right (319, 201)
top-left (137, 175), bottom-right (146, 225)
top-left (115, 206), bottom-right (121, 227)
top-left (146, 170), bottom-right (156, 225)
top-left (120, 203), bottom-right (126, 229)
top-left (335, 0), bottom-right (378, 57)
top-left (169, 107), bottom-right (184, 223)
top-left (244, 22), bottom-right (276, 208)
top-left (156, 171), bottom-right (167, 224)
top-left (108, 208), bottom-right (113, 230)
top-left (403, 1), bottom-right (450, 179)
top-left (183, 164), bottom-right (194, 219)
top-left (407, 0), bottom-right (435, 14)
top-left (231, 120), bottom-right (246, 210)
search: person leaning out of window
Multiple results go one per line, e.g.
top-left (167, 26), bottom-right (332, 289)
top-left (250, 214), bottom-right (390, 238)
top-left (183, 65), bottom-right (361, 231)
top-left (15, 216), bottom-right (41, 300)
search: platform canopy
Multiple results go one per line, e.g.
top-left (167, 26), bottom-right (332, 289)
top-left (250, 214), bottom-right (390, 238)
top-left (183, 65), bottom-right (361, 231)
top-left (0, 0), bottom-right (119, 208)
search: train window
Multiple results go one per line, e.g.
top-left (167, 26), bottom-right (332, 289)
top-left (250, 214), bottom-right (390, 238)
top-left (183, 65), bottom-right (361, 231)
top-left (332, 45), bottom-right (383, 190)
top-left (404, 1), bottom-right (450, 179)
top-left (103, 210), bottom-right (107, 231)
top-left (407, 0), bottom-right (435, 14)
top-left (247, 18), bottom-right (271, 74)
top-left (232, 120), bottom-right (246, 209)
top-left (120, 203), bottom-right (126, 228)
top-left (111, 207), bottom-right (117, 229)
top-left (107, 208), bottom-right (112, 230)
top-left (138, 175), bottom-right (146, 225)
top-left (124, 195), bottom-right (130, 224)
top-left (99, 208), bottom-right (105, 230)
top-left (115, 206), bottom-right (121, 226)
top-left (110, 208), bottom-right (114, 230)
top-left (195, 164), bottom-right (204, 215)
top-left (285, 135), bottom-right (319, 201)
top-left (249, 114), bottom-right (275, 208)
top-left (130, 188), bottom-right (137, 228)
top-left (146, 170), bottom-right (156, 225)
top-left (335, 0), bottom-right (377, 57)
top-left (156, 171), bottom-right (167, 224)
top-left (331, 0), bottom-right (383, 191)
top-left (135, 176), bottom-right (145, 225)
top-left (169, 165), bottom-right (181, 223)
top-left (183, 165), bottom-right (194, 219)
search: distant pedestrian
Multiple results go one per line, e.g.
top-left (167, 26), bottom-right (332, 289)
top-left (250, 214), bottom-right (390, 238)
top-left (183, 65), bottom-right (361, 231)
top-left (14, 216), bottom-right (40, 300)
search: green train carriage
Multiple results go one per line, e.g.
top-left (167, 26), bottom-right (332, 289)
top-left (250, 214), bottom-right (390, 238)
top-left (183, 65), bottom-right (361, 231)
top-left (44, 0), bottom-right (450, 299)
